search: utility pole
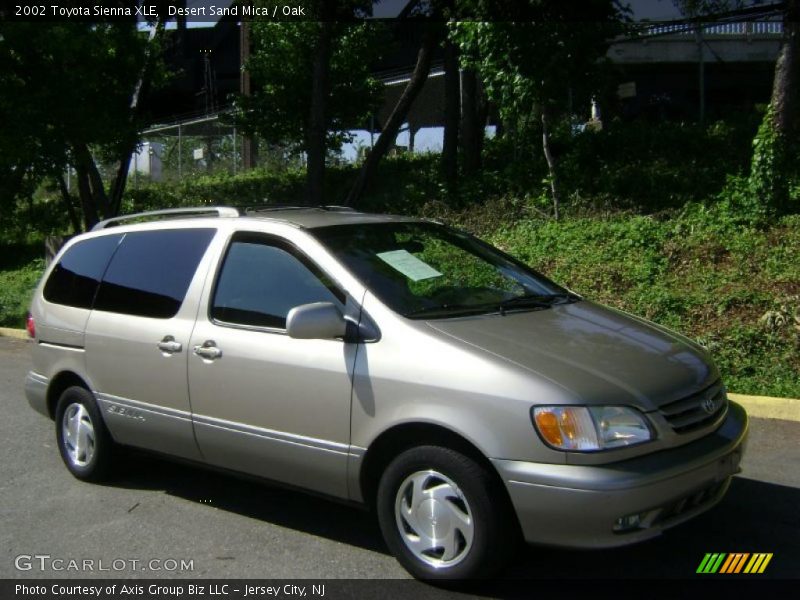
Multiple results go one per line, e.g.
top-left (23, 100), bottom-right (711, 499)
top-left (240, 7), bottom-right (256, 170)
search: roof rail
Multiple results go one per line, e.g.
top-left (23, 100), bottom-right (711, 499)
top-left (242, 204), bottom-right (357, 214)
top-left (92, 207), bottom-right (240, 231)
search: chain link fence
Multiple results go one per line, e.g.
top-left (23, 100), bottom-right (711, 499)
top-left (133, 114), bottom-right (243, 184)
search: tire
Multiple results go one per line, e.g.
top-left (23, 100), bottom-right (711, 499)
top-left (54, 386), bottom-right (114, 482)
top-left (376, 445), bottom-right (514, 580)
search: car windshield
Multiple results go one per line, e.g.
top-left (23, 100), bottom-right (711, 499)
top-left (312, 221), bottom-right (575, 319)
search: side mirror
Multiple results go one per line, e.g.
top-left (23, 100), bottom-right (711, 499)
top-left (286, 302), bottom-right (348, 340)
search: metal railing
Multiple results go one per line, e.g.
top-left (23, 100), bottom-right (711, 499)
top-left (640, 20), bottom-right (784, 38)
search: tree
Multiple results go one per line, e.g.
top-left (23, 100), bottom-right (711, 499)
top-left (0, 16), bottom-right (167, 231)
top-left (450, 1), bottom-right (624, 218)
top-left (749, 0), bottom-right (799, 214)
top-left (347, 0), bottom-right (453, 207)
top-left (347, 25), bottom-right (440, 207)
top-left (769, 0), bottom-right (799, 136)
top-left (673, 0), bottom-right (798, 213)
top-left (441, 38), bottom-right (460, 191)
top-left (236, 1), bottom-right (383, 205)
top-left (459, 67), bottom-right (487, 176)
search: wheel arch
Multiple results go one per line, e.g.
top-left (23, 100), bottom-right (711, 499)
top-left (358, 422), bottom-right (517, 519)
top-left (46, 371), bottom-right (92, 419)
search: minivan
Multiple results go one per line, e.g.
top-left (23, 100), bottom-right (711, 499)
top-left (26, 206), bottom-right (748, 579)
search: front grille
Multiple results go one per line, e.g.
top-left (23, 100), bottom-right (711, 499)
top-left (659, 385), bottom-right (727, 434)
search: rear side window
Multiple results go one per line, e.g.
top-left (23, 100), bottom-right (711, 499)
top-left (94, 229), bottom-right (215, 319)
top-left (43, 235), bottom-right (122, 309)
top-left (211, 234), bottom-right (343, 329)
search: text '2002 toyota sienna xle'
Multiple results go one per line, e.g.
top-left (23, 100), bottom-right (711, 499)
top-left (25, 206), bottom-right (748, 580)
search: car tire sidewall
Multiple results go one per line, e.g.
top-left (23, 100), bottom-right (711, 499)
top-left (55, 386), bottom-right (113, 482)
top-left (376, 445), bottom-right (510, 581)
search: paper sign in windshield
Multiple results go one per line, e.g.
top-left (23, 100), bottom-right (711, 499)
top-left (377, 250), bottom-right (442, 282)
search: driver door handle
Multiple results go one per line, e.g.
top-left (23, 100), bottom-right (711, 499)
top-left (157, 336), bottom-right (182, 354)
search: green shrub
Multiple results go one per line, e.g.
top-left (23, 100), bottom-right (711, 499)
top-left (560, 117), bottom-right (758, 211)
top-left (0, 258), bottom-right (44, 327)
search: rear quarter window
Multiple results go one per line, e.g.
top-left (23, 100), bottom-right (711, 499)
top-left (43, 234), bottom-right (123, 309)
top-left (93, 228), bottom-right (215, 319)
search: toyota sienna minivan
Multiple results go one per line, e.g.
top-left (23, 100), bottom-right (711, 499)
top-left (25, 206), bottom-right (748, 579)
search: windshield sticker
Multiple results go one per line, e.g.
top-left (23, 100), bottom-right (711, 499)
top-left (377, 250), bottom-right (442, 282)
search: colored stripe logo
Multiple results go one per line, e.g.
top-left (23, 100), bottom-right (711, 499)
top-left (697, 553), bottom-right (773, 574)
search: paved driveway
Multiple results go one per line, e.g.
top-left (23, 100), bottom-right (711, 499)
top-left (1, 337), bottom-right (797, 585)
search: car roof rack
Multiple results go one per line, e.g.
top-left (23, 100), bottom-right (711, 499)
top-left (92, 207), bottom-right (240, 231)
top-left (242, 204), bottom-right (357, 214)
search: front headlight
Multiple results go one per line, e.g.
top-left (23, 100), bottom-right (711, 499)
top-left (532, 405), bottom-right (653, 451)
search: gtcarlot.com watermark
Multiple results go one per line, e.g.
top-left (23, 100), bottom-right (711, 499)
top-left (14, 554), bottom-right (194, 573)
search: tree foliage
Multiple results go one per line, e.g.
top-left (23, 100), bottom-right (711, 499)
top-left (236, 3), bottom-right (384, 156)
top-left (449, 1), bottom-right (626, 217)
top-left (0, 20), bottom-right (166, 229)
top-left (450, 1), bottom-right (625, 124)
top-left (0, 26), bottom-right (142, 190)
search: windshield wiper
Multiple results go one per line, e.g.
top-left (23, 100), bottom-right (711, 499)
top-left (406, 293), bottom-right (578, 319)
top-left (497, 292), bottom-right (577, 315)
top-left (405, 303), bottom-right (491, 319)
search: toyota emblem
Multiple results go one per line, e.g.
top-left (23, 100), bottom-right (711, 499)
top-left (701, 397), bottom-right (717, 414)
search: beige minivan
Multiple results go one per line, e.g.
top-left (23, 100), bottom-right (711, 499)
top-left (26, 206), bottom-right (748, 580)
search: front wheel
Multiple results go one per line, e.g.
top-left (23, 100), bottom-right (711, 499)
top-left (377, 445), bottom-right (514, 580)
top-left (55, 386), bottom-right (115, 482)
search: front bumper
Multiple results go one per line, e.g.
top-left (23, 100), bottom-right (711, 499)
top-left (493, 401), bottom-right (748, 548)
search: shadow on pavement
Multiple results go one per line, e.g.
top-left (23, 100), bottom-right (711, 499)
top-left (107, 454), bottom-right (800, 582)
top-left (109, 451), bottom-right (387, 555)
top-left (500, 476), bottom-right (799, 580)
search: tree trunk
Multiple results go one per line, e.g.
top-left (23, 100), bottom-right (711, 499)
top-left (346, 28), bottom-right (438, 207)
top-left (87, 154), bottom-right (111, 217)
top-left (109, 20), bottom-right (166, 216)
top-left (771, 0), bottom-right (798, 136)
top-left (56, 173), bottom-right (81, 233)
top-left (541, 107), bottom-right (561, 220)
top-left (74, 164), bottom-right (99, 230)
top-left (441, 39), bottom-right (460, 192)
top-left (72, 142), bottom-right (110, 223)
top-left (460, 68), bottom-right (484, 175)
top-left (494, 118), bottom-right (504, 139)
top-left (305, 19), bottom-right (334, 206)
top-left (749, 0), bottom-right (799, 214)
top-left (475, 86), bottom-right (489, 159)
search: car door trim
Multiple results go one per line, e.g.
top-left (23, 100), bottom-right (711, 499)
top-left (97, 393), bottom-right (352, 456)
top-left (192, 412), bottom-right (351, 456)
top-left (96, 393), bottom-right (193, 422)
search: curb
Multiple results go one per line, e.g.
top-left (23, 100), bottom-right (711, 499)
top-left (0, 327), bottom-right (796, 422)
top-left (0, 327), bottom-right (28, 340)
top-left (729, 393), bottom-right (800, 423)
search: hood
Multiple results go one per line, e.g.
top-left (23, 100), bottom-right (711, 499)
top-left (425, 300), bottom-right (718, 411)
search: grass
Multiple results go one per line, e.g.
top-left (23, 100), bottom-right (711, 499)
top-left (2, 203), bottom-right (797, 398)
top-left (486, 207), bottom-right (800, 398)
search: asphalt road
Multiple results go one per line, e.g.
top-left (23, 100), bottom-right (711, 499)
top-left (1, 336), bottom-right (798, 586)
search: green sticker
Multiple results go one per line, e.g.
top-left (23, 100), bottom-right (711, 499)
top-left (377, 250), bottom-right (442, 282)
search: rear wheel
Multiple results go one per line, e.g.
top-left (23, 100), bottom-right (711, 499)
top-left (377, 445), bottom-right (514, 580)
top-left (55, 386), bottom-right (114, 481)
